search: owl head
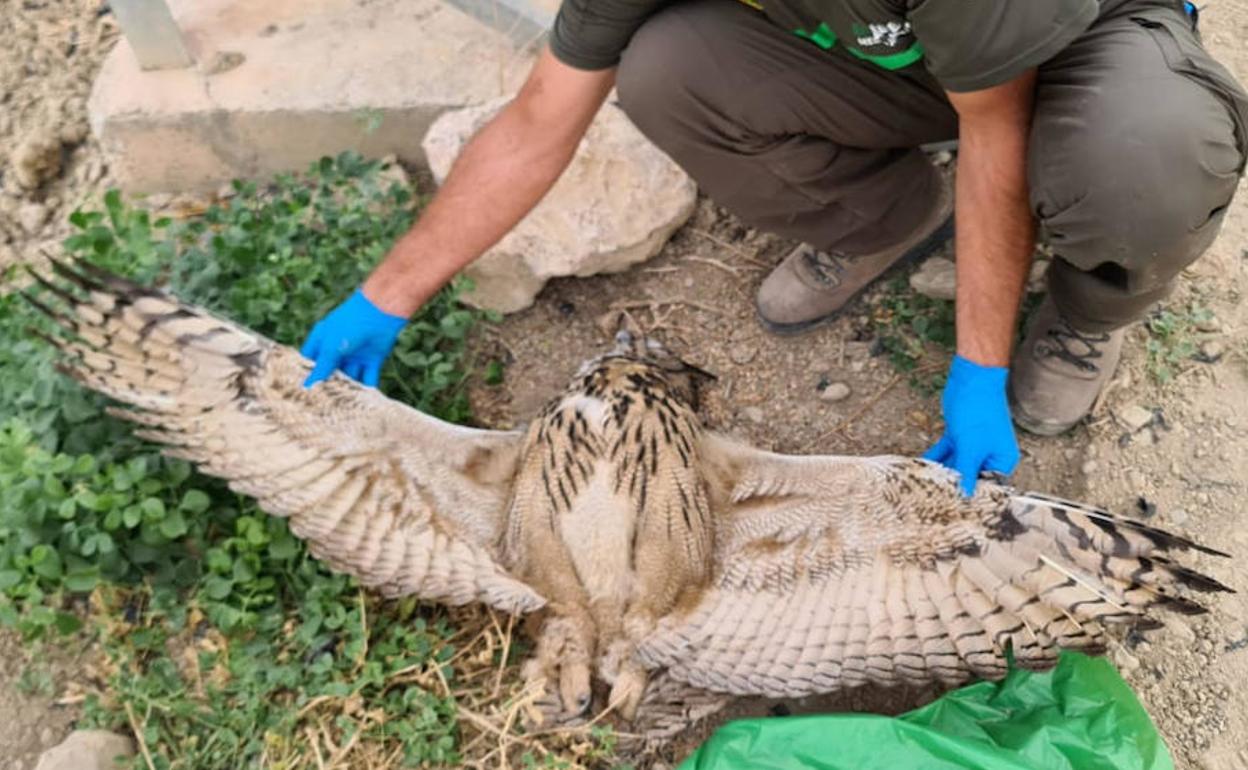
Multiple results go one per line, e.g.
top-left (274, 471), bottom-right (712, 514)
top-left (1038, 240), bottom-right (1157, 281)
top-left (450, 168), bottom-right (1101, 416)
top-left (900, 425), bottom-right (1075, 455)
top-left (598, 312), bottom-right (716, 411)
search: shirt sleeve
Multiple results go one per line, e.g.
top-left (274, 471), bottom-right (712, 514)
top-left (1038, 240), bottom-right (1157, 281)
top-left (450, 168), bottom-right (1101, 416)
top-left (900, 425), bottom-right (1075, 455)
top-left (907, 0), bottom-right (1097, 92)
top-left (549, 0), bottom-right (667, 71)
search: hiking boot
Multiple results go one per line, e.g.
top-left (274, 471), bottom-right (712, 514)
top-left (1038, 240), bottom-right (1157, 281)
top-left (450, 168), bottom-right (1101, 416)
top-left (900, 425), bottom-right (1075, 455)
top-left (1008, 296), bottom-right (1126, 436)
top-left (755, 168), bottom-right (955, 335)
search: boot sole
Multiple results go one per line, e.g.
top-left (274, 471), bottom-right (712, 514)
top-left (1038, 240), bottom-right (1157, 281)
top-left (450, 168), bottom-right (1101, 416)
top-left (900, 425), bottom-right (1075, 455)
top-left (1007, 382), bottom-right (1081, 437)
top-left (756, 215), bottom-right (955, 337)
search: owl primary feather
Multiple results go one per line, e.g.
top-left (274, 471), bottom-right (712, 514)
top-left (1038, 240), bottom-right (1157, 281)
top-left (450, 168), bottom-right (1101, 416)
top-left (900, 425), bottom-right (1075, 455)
top-left (27, 259), bottom-right (1233, 738)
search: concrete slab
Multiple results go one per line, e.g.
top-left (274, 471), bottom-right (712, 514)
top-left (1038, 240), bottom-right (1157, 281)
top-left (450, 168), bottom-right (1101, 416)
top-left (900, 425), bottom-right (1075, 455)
top-left (90, 0), bottom-right (535, 192)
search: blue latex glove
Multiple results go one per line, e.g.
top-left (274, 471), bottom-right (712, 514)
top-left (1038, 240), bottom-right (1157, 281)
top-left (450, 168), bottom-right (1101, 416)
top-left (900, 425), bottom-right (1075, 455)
top-left (300, 289), bottom-right (407, 388)
top-left (923, 355), bottom-right (1020, 496)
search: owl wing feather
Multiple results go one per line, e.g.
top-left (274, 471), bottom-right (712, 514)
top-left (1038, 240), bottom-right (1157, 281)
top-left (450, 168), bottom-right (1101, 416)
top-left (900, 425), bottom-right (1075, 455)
top-left (638, 433), bottom-right (1231, 697)
top-left (26, 259), bottom-right (545, 614)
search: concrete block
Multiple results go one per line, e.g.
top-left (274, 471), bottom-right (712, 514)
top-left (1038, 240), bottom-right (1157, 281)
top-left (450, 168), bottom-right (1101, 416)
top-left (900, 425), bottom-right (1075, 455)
top-left (109, 0), bottom-right (194, 70)
top-left (89, 0), bottom-right (534, 193)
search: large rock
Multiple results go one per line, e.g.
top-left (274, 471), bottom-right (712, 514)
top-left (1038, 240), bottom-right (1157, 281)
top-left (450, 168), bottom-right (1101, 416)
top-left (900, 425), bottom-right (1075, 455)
top-left (35, 730), bottom-right (134, 770)
top-left (423, 98), bottom-right (697, 313)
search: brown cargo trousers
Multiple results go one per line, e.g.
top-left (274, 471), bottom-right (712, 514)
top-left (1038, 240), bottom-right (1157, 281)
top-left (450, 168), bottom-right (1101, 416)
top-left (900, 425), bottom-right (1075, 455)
top-left (615, 0), bottom-right (1248, 332)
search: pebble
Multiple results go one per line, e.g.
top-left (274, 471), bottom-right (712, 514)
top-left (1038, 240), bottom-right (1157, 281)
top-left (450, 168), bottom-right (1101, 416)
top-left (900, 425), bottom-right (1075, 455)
top-left (1200, 340), bottom-right (1226, 361)
top-left (1080, 459), bottom-right (1099, 475)
top-left (909, 256), bottom-right (957, 301)
top-left (728, 343), bottom-right (757, 365)
top-left (1169, 508), bottom-right (1190, 526)
top-left (1026, 258), bottom-right (1049, 294)
top-left (1115, 403), bottom-right (1155, 432)
top-left (9, 131), bottom-right (62, 189)
top-left (1112, 648), bottom-right (1140, 675)
top-left (819, 381), bottom-right (851, 402)
top-left (1194, 314), bottom-right (1221, 333)
top-left (17, 202), bottom-right (49, 234)
top-left (1126, 468), bottom-right (1147, 491)
top-left (1169, 620), bottom-right (1197, 644)
top-left (743, 406), bottom-right (764, 424)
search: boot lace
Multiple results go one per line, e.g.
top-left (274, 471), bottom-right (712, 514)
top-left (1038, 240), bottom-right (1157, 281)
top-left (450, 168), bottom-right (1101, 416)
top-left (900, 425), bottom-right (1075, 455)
top-left (800, 247), bottom-right (847, 287)
top-left (1042, 317), bottom-right (1111, 373)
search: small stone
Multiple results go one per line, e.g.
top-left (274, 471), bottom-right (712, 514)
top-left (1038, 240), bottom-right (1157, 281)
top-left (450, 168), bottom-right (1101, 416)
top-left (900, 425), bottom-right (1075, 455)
top-left (58, 119), bottom-right (89, 147)
top-left (909, 257), bottom-right (957, 301)
top-left (1199, 339), bottom-right (1225, 362)
top-left (18, 202), bottom-right (50, 234)
top-left (1026, 258), bottom-right (1049, 294)
top-left (1126, 468), bottom-right (1147, 491)
top-left (1112, 647), bottom-right (1140, 675)
top-left (1169, 620), bottom-right (1197, 644)
top-left (819, 381), bottom-right (851, 402)
top-left (743, 406), bottom-right (765, 424)
top-left (1194, 314), bottom-right (1221, 333)
top-left (1080, 459), bottom-right (1099, 475)
top-left (728, 343), bottom-right (757, 365)
top-left (1114, 403), bottom-right (1154, 432)
top-left (35, 730), bottom-right (133, 770)
top-left (142, 193), bottom-right (172, 210)
top-left (10, 131), bottom-right (62, 189)
top-left (1169, 508), bottom-right (1189, 526)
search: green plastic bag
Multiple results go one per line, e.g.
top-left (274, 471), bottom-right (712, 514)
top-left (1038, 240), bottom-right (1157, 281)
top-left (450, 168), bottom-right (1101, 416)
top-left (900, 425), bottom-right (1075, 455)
top-left (679, 653), bottom-right (1172, 770)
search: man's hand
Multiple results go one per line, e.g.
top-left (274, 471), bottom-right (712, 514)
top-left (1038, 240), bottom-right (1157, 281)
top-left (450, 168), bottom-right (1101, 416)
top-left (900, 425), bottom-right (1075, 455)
top-left (301, 289), bottom-right (407, 387)
top-left (301, 48), bottom-right (616, 384)
top-left (924, 70), bottom-right (1036, 493)
top-left (924, 356), bottom-right (1020, 495)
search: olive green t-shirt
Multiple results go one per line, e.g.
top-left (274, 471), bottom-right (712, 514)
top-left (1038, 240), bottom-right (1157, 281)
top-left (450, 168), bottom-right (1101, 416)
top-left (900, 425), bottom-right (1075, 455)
top-left (549, 0), bottom-right (1098, 92)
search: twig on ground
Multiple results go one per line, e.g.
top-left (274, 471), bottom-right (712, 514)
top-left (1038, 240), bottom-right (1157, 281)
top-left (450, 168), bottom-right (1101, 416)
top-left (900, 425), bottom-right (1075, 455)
top-left (306, 725), bottom-right (327, 770)
top-left (686, 228), bottom-right (772, 268)
top-left (684, 255), bottom-right (754, 276)
top-left (492, 610), bottom-right (515, 699)
top-left (124, 701), bottom-right (158, 770)
top-left (609, 297), bottom-right (729, 317)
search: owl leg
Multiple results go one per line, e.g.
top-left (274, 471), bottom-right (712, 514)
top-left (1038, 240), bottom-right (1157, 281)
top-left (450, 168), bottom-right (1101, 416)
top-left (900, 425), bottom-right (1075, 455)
top-left (521, 612), bottom-right (596, 723)
top-left (600, 639), bottom-right (648, 721)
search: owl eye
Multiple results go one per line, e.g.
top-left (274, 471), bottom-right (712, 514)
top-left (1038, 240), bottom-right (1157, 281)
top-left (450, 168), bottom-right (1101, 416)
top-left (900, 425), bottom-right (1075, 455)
top-left (615, 330), bottom-right (634, 346)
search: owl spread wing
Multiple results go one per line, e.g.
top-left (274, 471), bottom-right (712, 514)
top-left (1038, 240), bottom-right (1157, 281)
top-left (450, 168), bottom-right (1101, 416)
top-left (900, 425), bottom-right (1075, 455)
top-left (638, 433), bottom-right (1231, 697)
top-left (27, 260), bottom-right (545, 614)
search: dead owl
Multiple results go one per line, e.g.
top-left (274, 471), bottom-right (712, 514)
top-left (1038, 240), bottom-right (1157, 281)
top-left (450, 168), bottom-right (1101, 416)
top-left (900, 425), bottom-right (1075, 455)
top-left (28, 259), bottom-right (1232, 738)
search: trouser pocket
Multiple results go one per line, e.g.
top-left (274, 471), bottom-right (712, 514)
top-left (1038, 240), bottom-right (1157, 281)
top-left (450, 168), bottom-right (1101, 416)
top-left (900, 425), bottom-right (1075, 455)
top-left (1131, 11), bottom-right (1248, 172)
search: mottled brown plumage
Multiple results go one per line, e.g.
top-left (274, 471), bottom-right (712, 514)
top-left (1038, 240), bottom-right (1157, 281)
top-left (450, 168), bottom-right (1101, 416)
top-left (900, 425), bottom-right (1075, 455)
top-left (28, 259), bottom-right (1233, 739)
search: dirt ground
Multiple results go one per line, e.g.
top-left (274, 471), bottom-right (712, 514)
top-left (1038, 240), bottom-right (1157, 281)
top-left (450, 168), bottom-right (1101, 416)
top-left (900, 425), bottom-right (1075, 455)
top-left (2, 0), bottom-right (1247, 768)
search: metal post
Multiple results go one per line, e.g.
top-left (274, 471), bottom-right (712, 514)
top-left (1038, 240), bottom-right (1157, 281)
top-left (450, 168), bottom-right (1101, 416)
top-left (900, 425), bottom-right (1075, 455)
top-left (109, 0), bottom-right (194, 71)
top-left (441, 0), bottom-right (554, 48)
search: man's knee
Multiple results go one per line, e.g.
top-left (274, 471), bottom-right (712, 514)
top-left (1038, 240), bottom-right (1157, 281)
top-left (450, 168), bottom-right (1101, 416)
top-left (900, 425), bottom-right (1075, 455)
top-left (616, 9), bottom-right (705, 140)
top-left (1030, 77), bottom-right (1243, 287)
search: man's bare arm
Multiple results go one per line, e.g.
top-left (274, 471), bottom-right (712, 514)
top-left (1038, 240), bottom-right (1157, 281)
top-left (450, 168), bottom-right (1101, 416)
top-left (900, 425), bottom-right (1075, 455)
top-left (946, 70), bottom-right (1037, 366)
top-left (924, 71), bottom-right (1035, 494)
top-left (363, 49), bottom-right (616, 317)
